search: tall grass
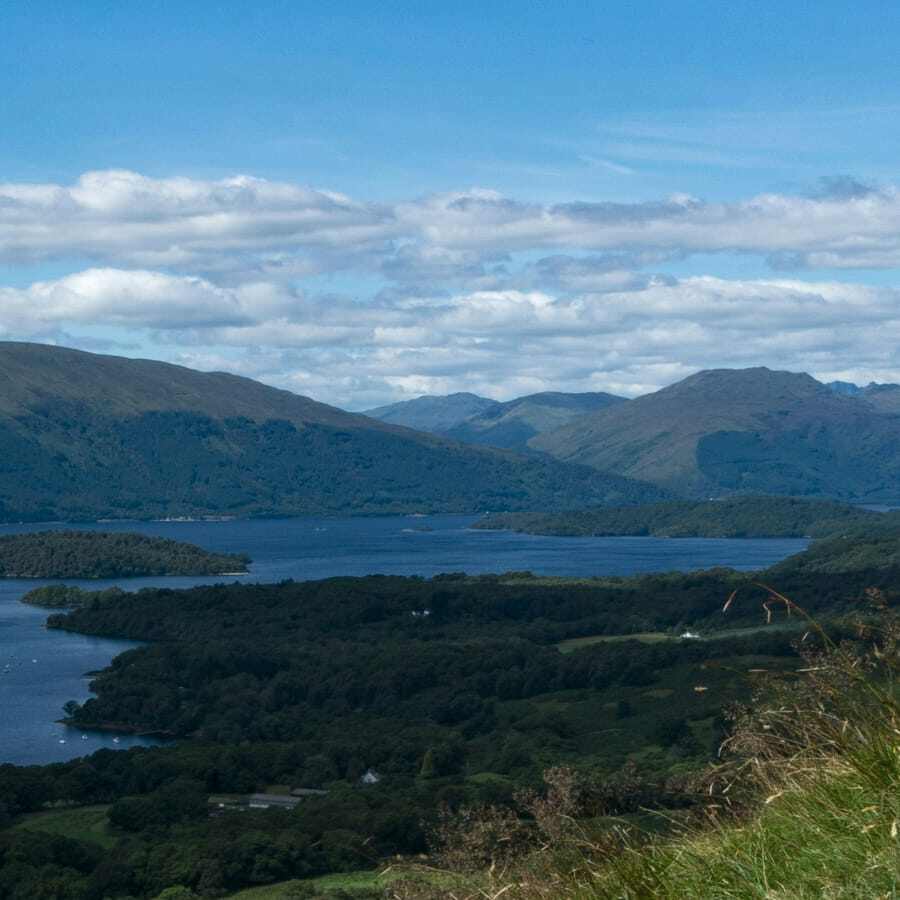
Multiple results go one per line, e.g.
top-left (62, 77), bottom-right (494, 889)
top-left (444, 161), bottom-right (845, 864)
top-left (391, 587), bottom-right (900, 899)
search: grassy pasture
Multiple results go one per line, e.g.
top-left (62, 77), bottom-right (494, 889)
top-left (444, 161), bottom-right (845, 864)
top-left (227, 867), bottom-right (459, 897)
top-left (11, 804), bottom-right (116, 849)
top-left (557, 622), bottom-right (804, 653)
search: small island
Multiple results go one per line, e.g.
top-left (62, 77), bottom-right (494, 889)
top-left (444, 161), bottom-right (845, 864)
top-left (21, 584), bottom-right (128, 609)
top-left (475, 496), bottom-right (884, 539)
top-left (0, 530), bottom-right (250, 579)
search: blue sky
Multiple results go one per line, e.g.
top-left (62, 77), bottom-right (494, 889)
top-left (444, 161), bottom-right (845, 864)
top-left (7, 1), bottom-right (900, 198)
top-left (4, 1), bottom-right (900, 406)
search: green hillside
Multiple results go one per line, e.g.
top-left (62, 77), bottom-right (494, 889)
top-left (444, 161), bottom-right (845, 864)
top-left (0, 343), bottom-right (666, 521)
top-left (429, 601), bottom-right (900, 900)
top-left (366, 390), bottom-right (625, 451)
top-left (532, 367), bottom-right (900, 501)
top-left (770, 530), bottom-right (900, 575)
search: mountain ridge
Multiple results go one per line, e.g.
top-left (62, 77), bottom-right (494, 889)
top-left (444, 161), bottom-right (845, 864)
top-left (0, 341), bottom-right (384, 430)
top-left (363, 391), bottom-right (497, 432)
top-left (365, 388), bottom-right (625, 450)
top-left (0, 342), bottom-right (666, 521)
top-left (532, 367), bottom-right (900, 500)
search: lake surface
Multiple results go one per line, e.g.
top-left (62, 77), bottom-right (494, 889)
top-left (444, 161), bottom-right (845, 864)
top-left (0, 514), bottom-right (808, 766)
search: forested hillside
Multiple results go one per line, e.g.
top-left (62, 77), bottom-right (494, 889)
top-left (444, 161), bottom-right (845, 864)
top-left (476, 495), bottom-right (880, 538)
top-left (0, 343), bottom-right (666, 521)
top-left (365, 390), bottom-right (625, 451)
top-left (531, 367), bottom-right (900, 500)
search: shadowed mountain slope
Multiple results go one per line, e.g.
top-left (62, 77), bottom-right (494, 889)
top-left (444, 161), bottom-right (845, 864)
top-left (532, 367), bottom-right (900, 501)
top-left (442, 391), bottom-right (626, 450)
top-left (859, 383), bottom-right (900, 413)
top-left (366, 390), bottom-right (625, 451)
top-left (0, 343), bottom-right (665, 521)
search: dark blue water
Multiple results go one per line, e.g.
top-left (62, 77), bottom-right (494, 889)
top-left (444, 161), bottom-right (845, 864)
top-left (0, 514), bottom-right (807, 766)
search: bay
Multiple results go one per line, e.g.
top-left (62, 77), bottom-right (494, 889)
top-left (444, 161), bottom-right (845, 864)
top-left (0, 514), bottom-right (808, 766)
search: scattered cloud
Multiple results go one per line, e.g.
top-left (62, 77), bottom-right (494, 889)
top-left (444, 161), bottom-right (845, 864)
top-left (4, 169), bottom-right (900, 407)
top-left (4, 263), bottom-right (900, 408)
top-left (6, 169), bottom-right (900, 280)
top-left (0, 268), bottom-right (252, 332)
top-left (590, 106), bottom-right (900, 176)
top-left (578, 155), bottom-right (636, 176)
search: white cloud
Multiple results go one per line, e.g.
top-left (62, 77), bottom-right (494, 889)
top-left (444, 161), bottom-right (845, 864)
top-left (7, 169), bottom-right (900, 280)
top-left (5, 169), bottom-right (900, 407)
top-left (0, 170), bottom-right (397, 279)
top-left (0, 269), bottom-right (251, 330)
top-left (3, 265), bottom-right (900, 408)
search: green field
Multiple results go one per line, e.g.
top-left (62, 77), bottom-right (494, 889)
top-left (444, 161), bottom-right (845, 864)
top-left (12, 804), bottom-right (116, 849)
top-left (557, 622), bottom-right (804, 653)
top-left (228, 873), bottom-right (380, 898)
top-left (227, 868), bottom-right (462, 898)
top-left (557, 631), bottom-right (674, 651)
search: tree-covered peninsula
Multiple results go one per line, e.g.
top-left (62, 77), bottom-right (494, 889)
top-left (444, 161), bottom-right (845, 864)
top-left (0, 530), bottom-right (249, 579)
top-left (476, 495), bottom-right (881, 539)
top-left (21, 585), bottom-right (130, 609)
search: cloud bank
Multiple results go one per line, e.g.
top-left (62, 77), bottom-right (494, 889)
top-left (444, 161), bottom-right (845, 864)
top-left (2, 170), bottom-right (900, 407)
top-left (4, 170), bottom-right (900, 275)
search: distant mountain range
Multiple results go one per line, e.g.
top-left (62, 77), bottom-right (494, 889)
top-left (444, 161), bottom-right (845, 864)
top-left (364, 390), bottom-right (625, 451)
top-left (364, 392), bottom-right (499, 433)
top-left (531, 368), bottom-right (900, 501)
top-left (4, 343), bottom-right (899, 520)
top-left (369, 371), bottom-right (900, 502)
top-left (0, 343), bottom-right (665, 521)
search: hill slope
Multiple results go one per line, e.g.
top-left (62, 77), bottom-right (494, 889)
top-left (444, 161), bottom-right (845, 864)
top-left (362, 392), bottom-right (497, 431)
top-left (532, 367), bottom-right (900, 500)
top-left (0, 343), bottom-right (665, 521)
top-left (366, 390), bottom-right (625, 451)
top-left (443, 391), bottom-right (625, 450)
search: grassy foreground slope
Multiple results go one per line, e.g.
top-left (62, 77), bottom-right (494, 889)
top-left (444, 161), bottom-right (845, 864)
top-left (410, 603), bottom-right (900, 899)
top-left (586, 767), bottom-right (900, 898)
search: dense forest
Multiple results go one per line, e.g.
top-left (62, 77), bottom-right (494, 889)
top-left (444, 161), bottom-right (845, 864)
top-left (1, 548), bottom-right (895, 897)
top-left (476, 495), bottom-right (882, 538)
top-left (0, 343), bottom-right (668, 522)
top-left (770, 530), bottom-right (900, 574)
top-left (0, 408), bottom-right (666, 523)
top-left (0, 531), bottom-right (249, 579)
